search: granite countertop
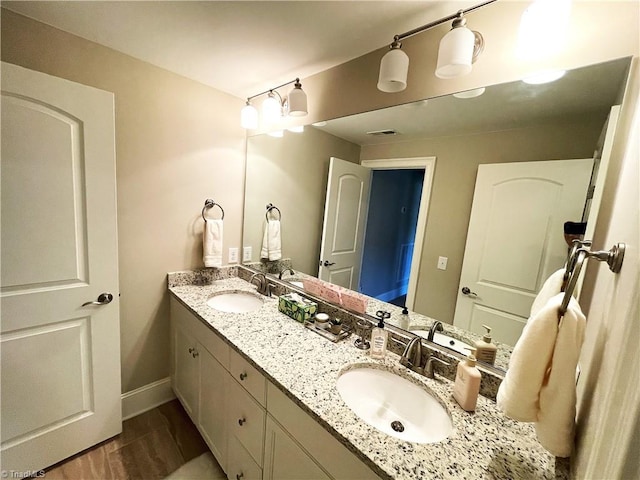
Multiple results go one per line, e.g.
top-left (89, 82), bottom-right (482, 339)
top-left (168, 273), bottom-right (565, 480)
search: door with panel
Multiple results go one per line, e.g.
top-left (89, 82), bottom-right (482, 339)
top-left (453, 159), bottom-right (593, 345)
top-left (0, 62), bottom-right (121, 472)
top-left (319, 157), bottom-right (371, 289)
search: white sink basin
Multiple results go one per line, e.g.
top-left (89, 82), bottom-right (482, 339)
top-left (336, 366), bottom-right (452, 444)
top-left (413, 330), bottom-right (473, 356)
top-left (206, 291), bottom-right (264, 313)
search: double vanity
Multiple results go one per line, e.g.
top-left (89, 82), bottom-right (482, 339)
top-left (168, 266), bottom-right (565, 480)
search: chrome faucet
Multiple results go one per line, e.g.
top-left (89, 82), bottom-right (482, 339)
top-left (400, 336), bottom-right (424, 374)
top-left (278, 267), bottom-right (295, 280)
top-left (249, 272), bottom-right (271, 296)
top-left (427, 320), bottom-right (444, 342)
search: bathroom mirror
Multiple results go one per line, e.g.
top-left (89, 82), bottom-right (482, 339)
top-left (243, 57), bottom-right (631, 370)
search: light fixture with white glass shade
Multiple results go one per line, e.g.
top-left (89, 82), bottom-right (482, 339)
top-left (240, 77), bottom-right (308, 129)
top-left (376, 0), bottom-right (496, 92)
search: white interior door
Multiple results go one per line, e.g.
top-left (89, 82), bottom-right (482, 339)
top-left (453, 159), bottom-right (593, 345)
top-left (1, 62), bottom-right (121, 472)
top-left (318, 157), bottom-right (371, 290)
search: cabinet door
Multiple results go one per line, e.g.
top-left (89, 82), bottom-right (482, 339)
top-left (264, 416), bottom-right (331, 480)
top-left (199, 348), bottom-right (228, 471)
top-left (172, 322), bottom-right (199, 418)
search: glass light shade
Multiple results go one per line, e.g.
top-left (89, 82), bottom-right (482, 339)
top-left (435, 26), bottom-right (475, 79)
top-left (517, 0), bottom-right (572, 60)
top-left (267, 130), bottom-right (284, 138)
top-left (377, 47), bottom-right (409, 93)
top-left (240, 103), bottom-right (258, 129)
top-left (287, 125), bottom-right (304, 133)
top-left (287, 84), bottom-right (308, 116)
top-left (453, 87), bottom-right (486, 99)
top-left (262, 93), bottom-right (282, 124)
top-left (522, 70), bottom-right (566, 84)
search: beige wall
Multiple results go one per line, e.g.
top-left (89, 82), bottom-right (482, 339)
top-left (245, 128), bottom-right (360, 276)
top-left (361, 117), bottom-right (604, 323)
top-left (1, 9), bottom-right (246, 393)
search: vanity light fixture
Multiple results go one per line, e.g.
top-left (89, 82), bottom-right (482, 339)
top-left (241, 77), bottom-right (308, 129)
top-left (377, 0), bottom-right (497, 92)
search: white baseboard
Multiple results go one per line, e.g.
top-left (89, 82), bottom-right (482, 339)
top-left (121, 377), bottom-right (176, 421)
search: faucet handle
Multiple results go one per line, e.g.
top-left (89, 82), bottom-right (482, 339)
top-left (425, 356), bottom-right (450, 379)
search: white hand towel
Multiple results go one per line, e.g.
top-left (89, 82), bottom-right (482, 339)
top-left (203, 219), bottom-right (223, 268)
top-left (497, 293), bottom-right (585, 457)
top-left (530, 268), bottom-right (566, 317)
top-left (260, 220), bottom-right (282, 261)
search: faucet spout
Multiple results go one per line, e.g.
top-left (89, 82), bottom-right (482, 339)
top-left (427, 321), bottom-right (444, 342)
top-left (249, 272), bottom-right (271, 296)
top-left (278, 268), bottom-right (295, 280)
top-left (400, 336), bottom-right (424, 374)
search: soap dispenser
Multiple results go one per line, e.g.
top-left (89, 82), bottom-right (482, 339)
top-left (453, 347), bottom-right (481, 412)
top-left (474, 325), bottom-right (497, 365)
top-left (370, 310), bottom-right (390, 359)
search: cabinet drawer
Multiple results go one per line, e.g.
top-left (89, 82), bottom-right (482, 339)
top-left (229, 348), bottom-right (266, 406)
top-left (227, 435), bottom-right (262, 480)
top-left (227, 377), bottom-right (266, 466)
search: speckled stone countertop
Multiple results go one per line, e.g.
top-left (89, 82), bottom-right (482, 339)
top-left (168, 273), bottom-right (566, 480)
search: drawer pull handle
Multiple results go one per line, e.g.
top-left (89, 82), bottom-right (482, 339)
top-left (239, 372), bottom-right (247, 381)
top-left (236, 474), bottom-right (243, 480)
top-left (238, 417), bottom-right (246, 426)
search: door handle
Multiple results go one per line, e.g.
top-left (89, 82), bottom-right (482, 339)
top-left (322, 260), bottom-right (336, 267)
top-left (82, 293), bottom-right (114, 307)
top-left (461, 287), bottom-right (478, 298)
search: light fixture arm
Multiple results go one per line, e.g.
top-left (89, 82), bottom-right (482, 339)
top-left (246, 78), bottom-right (300, 103)
top-left (391, 0), bottom-right (497, 43)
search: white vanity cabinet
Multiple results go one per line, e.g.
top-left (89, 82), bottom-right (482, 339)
top-left (170, 296), bottom-right (380, 480)
top-left (170, 298), bottom-right (229, 471)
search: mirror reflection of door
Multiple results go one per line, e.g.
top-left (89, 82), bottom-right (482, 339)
top-left (453, 159), bottom-right (593, 345)
top-left (318, 157), bottom-right (371, 290)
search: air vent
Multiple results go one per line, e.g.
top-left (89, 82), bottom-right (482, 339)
top-left (366, 129), bottom-right (399, 136)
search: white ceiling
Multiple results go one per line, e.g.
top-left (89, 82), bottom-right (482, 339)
top-left (2, 0), bottom-right (480, 99)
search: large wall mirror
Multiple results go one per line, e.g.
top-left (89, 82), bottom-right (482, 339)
top-left (243, 57), bottom-right (631, 371)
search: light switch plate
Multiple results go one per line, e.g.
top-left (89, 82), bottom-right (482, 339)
top-left (437, 256), bottom-right (448, 270)
top-left (228, 247), bottom-right (238, 264)
top-left (243, 246), bottom-right (252, 262)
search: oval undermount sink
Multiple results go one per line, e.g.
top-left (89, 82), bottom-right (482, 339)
top-left (413, 330), bottom-right (473, 356)
top-left (336, 366), bottom-right (452, 444)
top-left (206, 291), bottom-right (264, 313)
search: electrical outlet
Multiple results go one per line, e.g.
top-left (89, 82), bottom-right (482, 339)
top-left (243, 246), bottom-right (252, 262)
top-left (228, 247), bottom-right (238, 264)
top-left (437, 256), bottom-right (448, 270)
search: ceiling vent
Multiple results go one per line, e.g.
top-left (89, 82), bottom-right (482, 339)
top-left (366, 129), bottom-right (399, 136)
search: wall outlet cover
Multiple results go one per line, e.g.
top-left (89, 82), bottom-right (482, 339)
top-left (243, 246), bottom-right (252, 262)
top-left (228, 247), bottom-right (238, 264)
top-left (437, 256), bottom-right (448, 270)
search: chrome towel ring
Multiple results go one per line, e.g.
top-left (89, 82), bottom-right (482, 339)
top-left (202, 198), bottom-right (225, 222)
top-left (265, 203), bottom-right (281, 221)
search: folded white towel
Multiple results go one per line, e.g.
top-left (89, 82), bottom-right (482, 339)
top-left (203, 219), bottom-right (223, 268)
top-left (260, 220), bottom-right (281, 261)
top-left (530, 268), bottom-right (566, 317)
top-left (497, 293), bottom-right (586, 457)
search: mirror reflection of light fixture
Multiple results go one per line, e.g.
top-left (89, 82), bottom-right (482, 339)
top-left (377, 0), bottom-right (496, 92)
top-left (453, 87), bottom-right (486, 99)
top-left (241, 78), bottom-right (308, 129)
top-left (522, 70), bottom-right (567, 84)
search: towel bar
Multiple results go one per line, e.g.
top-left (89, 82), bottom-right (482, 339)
top-left (202, 198), bottom-right (225, 221)
top-left (560, 242), bottom-right (625, 315)
top-left (265, 203), bottom-right (281, 221)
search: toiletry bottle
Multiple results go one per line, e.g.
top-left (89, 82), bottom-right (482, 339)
top-left (452, 348), bottom-right (481, 412)
top-left (398, 306), bottom-right (410, 330)
top-left (474, 325), bottom-right (497, 365)
top-left (370, 311), bottom-right (390, 359)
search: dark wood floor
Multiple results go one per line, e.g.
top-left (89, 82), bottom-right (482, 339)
top-left (44, 399), bottom-right (219, 480)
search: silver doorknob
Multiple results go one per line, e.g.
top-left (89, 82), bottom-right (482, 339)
top-left (322, 260), bottom-right (336, 267)
top-left (461, 287), bottom-right (478, 298)
top-left (82, 293), bottom-right (114, 307)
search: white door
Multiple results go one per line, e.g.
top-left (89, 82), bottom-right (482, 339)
top-left (0, 63), bottom-right (121, 472)
top-left (318, 157), bottom-right (371, 290)
top-left (453, 159), bottom-right (593, 345)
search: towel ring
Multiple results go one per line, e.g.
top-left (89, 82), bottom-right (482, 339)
top-left (265, 203), bottom-right (281, 221)
top-left (559, 243), bottom-right (625, 315)
top-left (202, 199), bottom-right (224, 222)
